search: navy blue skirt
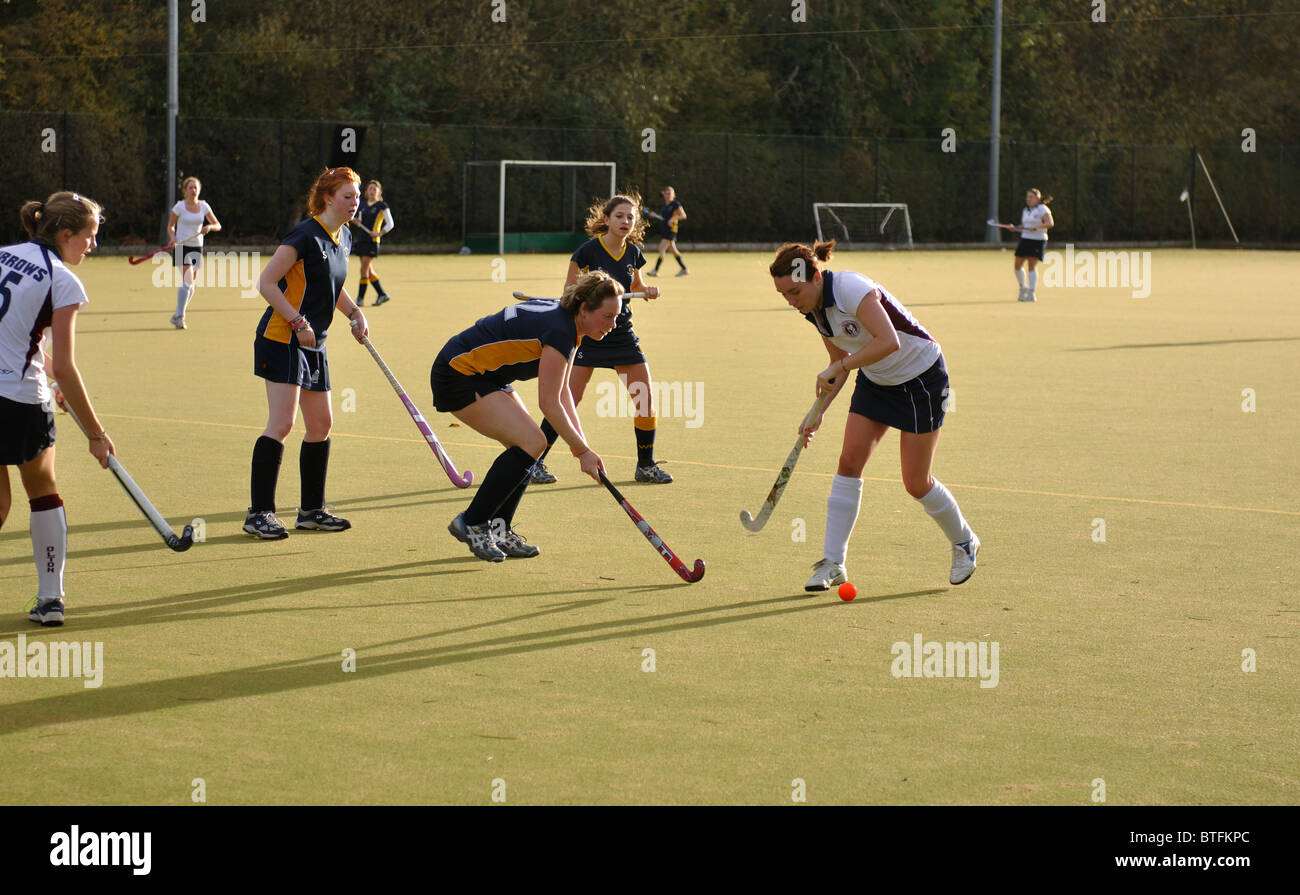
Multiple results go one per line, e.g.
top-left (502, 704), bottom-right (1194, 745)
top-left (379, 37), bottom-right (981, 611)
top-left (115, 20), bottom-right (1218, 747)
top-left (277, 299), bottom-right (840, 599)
top-left (847, 356), bottom-right (948, 434)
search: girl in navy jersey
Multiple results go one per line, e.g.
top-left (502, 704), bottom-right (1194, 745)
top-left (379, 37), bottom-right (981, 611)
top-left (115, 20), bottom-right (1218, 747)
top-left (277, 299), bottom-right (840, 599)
top-left (769, 240), bottom-right (979, 592)
top-left (166, 176), bottom-right (221, 329)
top-left (245, 168), bottom-right (369, 540)
top-left (434, 271), bottom-right (620, 562)
top-left (1, 191), bottom-right (114, 626)
top-left (1010, 189), bottom-right (1053, 302)
top-left (646, 186), bottom-right (688, 277)
top-left (352, 180), bottom-right (395, 306)
top-left (528, 193), bottom-right (671, 485)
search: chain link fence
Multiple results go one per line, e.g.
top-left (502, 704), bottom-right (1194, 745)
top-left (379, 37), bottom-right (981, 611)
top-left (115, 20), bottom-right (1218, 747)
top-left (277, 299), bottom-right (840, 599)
top-left (2, 111), bottom-right (1294, 248)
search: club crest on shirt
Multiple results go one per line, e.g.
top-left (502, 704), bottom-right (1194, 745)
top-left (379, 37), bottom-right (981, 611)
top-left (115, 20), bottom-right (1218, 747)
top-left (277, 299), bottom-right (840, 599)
top-left (842, 320), bottom-right (861, 337)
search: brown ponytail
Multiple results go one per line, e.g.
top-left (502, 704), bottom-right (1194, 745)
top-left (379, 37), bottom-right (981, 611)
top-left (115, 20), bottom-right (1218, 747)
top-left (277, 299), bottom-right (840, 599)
top-left (19, 191), bottom-right (103, 242)
top-left (560, 270), bottom-right (623, 313)
top-left (769, 240), bottom-right (834, 279)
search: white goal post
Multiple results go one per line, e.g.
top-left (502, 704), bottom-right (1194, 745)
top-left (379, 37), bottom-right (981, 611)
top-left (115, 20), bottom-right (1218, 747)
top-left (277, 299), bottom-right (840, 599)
top-left (493, 160), bottom-right (616, 254)
top-left (813, 202), bottom-right (914, 249)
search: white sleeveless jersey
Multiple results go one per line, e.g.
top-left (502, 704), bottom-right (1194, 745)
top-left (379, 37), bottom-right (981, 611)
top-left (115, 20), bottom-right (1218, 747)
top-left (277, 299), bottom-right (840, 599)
top-left (0, 241), bottom-right (89, 404)
top-left (806, 270), bottom-right (941, 386)
top-left (171, 200), bottom-right (212, 247)
top-left (1019, 204), bottom-right (1050, 241)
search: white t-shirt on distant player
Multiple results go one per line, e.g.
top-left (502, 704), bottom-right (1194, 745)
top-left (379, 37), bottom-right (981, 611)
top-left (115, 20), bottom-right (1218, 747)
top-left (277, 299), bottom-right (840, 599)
top-left (1019, 204), bottom-right (1051, 241)
top-left (171, 200), bottom-right (212, 247)
top-left (817, 270), bottom-right (942, 386)
top-left (0, 241), bottom-right (88, 405)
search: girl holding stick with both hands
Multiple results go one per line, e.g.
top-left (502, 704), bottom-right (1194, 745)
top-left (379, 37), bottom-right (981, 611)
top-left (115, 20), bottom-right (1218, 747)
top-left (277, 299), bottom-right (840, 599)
top-left (769, 240), bottom-right (980, 592)
top-left (434, 272), bottom-right (621, 563)
top-left (529, 194), bottom-right (671, 486)
top-left (997, 188), bottom-right (1054, 302)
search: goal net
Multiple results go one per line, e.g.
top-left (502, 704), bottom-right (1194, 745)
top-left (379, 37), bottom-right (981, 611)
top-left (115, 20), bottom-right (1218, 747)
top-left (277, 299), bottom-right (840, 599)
top-left (813, 203), bottom-right (914, 249)
top-left (463, 160), bottom-right (617, 254)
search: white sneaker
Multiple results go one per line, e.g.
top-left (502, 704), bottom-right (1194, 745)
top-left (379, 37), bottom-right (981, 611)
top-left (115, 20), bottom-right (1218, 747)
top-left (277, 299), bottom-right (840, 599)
top-left (1018, 289), bottom-right (1035, 303)
top-left (645, 269), bottom-right (660, 277)
top-left (950, 534), bottom-right (980, 584)
top-left (170, 314), bottom-right (186, 329)
top-left (805, 558), bottom-right (847, 592)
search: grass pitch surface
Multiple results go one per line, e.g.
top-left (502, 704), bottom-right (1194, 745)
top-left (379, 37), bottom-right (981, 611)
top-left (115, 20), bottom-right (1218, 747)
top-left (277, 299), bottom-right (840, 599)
top-left (1, 248), bottom-right (1295, 804)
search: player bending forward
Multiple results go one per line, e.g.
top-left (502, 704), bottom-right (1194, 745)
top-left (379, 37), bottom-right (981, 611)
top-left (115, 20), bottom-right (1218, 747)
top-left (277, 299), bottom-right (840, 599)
top-left (769, 240), bottom-right (980, 591)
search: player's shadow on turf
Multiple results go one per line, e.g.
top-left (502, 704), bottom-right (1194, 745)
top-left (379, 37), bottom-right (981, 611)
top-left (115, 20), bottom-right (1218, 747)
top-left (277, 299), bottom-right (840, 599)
top-left (0, 588), bottom-right (947, 734)
top-left (0, 558), bottom-right (485, 639)
top-left (1067, 336), bottom-right (1300, 351)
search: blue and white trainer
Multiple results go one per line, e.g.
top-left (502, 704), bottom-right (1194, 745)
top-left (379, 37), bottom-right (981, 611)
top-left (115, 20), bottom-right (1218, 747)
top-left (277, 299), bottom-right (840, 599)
top-left (296, 507), bottom-right (352, 531)
top-left (29, 598), bottom-right (65, 627)
top-left (448, 513), bottom-right (505, 562)
top-left (243, 509), bottom-right (290, 540)
top-left (950, 534), bottom-right (980, 585)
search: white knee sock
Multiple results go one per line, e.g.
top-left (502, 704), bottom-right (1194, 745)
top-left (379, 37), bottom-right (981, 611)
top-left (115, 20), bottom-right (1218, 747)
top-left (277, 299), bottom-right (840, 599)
top-left (176, 284), bottom-right (194, 317)
top-left (824, 474), bottom-right (863, 565)
top-left (916, 480), bottom-right (973, 545)
top-left (1027, 270), bottom-right (1038, 293)
top-left (30, 496), bottom-right (67, 599)
top-left (1015, 268), bottom-right (1026, 287)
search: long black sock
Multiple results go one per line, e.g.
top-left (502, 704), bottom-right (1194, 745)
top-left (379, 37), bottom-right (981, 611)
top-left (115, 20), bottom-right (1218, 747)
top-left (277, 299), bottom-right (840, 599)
top-left (464, 446), bottom-right (535, 526)
top-left (373, 278), bottom-right (387, 298)
top-left (675, 254), bottom-right (687, 269)
top-left (635, 422), bottom-right (657, 467)
top-left (538, 418), bottom-right (559, 462)
top-left (357, 281), bottom-right (368, 303)
top-left (653, 257), bottom-right (663, 272)
top-left (495, 476), bottom-right (530, 528)
top-left (251, 436), bottom-right (284, 512)
top-left (300, 438), bottom-right (331, 511)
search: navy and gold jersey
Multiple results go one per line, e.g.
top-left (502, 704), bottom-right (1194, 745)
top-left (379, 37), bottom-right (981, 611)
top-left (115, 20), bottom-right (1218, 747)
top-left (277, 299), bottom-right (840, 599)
top-left (437, 299), bottom-right (581, 385)
top-left (571, 237), bottom-right (644, 334)
top-left (656, 199), bottom-right (683, 236)
top-left (356, 201), bottom-right (393, 242)
top-left (256, 216), bottom-right (351, 344)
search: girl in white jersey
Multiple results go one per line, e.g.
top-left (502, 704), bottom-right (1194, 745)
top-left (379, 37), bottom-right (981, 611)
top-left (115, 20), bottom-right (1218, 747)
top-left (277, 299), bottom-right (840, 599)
top-left (166, 176), bottom-right (222, 329)
top-left (0, 191), bottom-right (115, 626)
top-left (1010, 188), bottom-right (1053, 302)
top-left (769, 240), bottom-right (979, 592)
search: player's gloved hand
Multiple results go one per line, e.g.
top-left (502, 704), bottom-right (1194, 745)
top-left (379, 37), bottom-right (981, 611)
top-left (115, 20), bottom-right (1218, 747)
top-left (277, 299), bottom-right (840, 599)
top-left (578, 448), bottom-right (604, 482)
top-left (349, 313), bottom-right (369, 341)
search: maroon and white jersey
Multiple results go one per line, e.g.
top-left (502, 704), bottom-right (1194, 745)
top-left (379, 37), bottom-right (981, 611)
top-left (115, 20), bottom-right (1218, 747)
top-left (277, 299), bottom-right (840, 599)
top-left (804, 269), bottom-right (941, 385)
top-left (0, 241), bottom-right (88, 405)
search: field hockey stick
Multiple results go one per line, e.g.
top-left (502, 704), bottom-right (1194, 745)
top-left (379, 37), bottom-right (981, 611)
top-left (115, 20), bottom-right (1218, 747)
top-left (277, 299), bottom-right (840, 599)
top-left (739, 388), bottom-right (835, 532)
top-left (598, 469), bottom-right (705, 583)
top-left (511, 290), bottom-right (647, 302)
top-left (985, 218), bottom-right (1018, 231)
top-left (355, 330), bottom-right (474, 488)
top-left (62, 405), bottom-right (195, 551)
top-left (127, 226), bottom-right (205, 265)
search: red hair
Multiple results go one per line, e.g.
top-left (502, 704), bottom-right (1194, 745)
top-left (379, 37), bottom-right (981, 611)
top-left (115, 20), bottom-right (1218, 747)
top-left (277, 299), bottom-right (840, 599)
top-left (307, 167), bottom-right (361, 216)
